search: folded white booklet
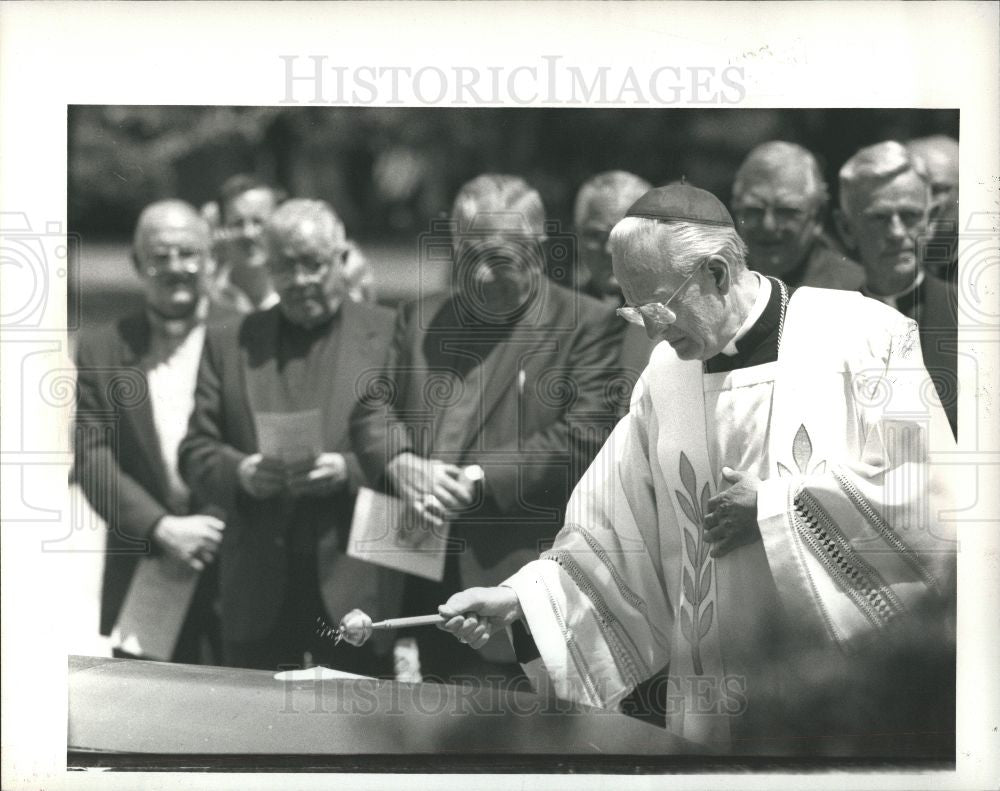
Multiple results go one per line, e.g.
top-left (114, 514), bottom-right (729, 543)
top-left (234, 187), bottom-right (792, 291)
top-left (346, 487), bottom-right (448, 582)
top-left (110, 554), bottom-right (199, 661)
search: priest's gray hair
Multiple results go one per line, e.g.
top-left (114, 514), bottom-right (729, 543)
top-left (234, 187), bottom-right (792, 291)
top-left (732, 141), bottom-right (829, 208)
top-left (451, 174), bottom-right (546, 236)
top-left (609, 217), bottom-right (748, 277)
top-left (263, 199), bottom-right (347, 251)
top-left (839, 141), bottom-right (929, 214)
top-left (573, 171), bottom-right (652, 227)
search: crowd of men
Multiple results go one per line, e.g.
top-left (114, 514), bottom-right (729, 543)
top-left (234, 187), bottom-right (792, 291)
top-left (73, 132), bottom-right (959, 755)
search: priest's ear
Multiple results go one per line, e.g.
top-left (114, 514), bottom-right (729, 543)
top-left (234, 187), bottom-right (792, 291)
top-left (705, 254), bottom-right (732, 295)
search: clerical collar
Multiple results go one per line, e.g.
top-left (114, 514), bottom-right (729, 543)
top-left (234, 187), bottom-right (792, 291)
top-left (279, 297), bottom-right (343, 334)
top-left (862, 270), bottom-right (926, 310)
top-left (720, 274), bottom-right (770, 357)
top-left (703, 276), bottom-right (788, 375)
top-left (146, 297), bottom-right (209, 342)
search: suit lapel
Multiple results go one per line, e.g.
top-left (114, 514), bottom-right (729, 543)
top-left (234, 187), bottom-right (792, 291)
top-left (240, 308), bottom-right (282, 425)
top-left (471, 291), bottom-right (561, 452)
top-left (323, 300), bottom-right (371, 448)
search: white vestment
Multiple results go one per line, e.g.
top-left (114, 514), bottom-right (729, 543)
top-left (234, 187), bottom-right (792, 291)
top-left (504, 287), bottom-right (957, 752)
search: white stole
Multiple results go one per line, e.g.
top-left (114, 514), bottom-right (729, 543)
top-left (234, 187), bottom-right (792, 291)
top-left (647, 350), bottom-right (731, 748)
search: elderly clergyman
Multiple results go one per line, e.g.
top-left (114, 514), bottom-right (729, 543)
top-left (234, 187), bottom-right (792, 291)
top-left (732, 141), bottom-right (865, 291)
top-left (179, 199), bottom-right (400, 673)
top-left (835, 140), bottom-right (957, 438)
top-left (432, 183), bottom-right (957, 753)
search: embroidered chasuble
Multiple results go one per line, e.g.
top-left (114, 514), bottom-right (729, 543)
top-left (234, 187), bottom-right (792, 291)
top-left (503, 286), bottom-right (958, 753)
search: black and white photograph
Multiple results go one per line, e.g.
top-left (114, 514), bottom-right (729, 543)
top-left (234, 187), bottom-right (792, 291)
top-left (1, 3), bottom-right (998, 790)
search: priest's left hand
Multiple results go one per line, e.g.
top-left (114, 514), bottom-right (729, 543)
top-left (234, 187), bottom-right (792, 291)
top-left (703, 467), bottom-right (762, 558)
top-left (286, 452), bottom-right (348, 497)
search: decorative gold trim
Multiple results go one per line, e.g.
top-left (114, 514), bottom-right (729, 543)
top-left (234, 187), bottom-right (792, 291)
top-left (832, 467), bottom-right (942, 596)
top-left (793, 487), bottom-right (906, 631)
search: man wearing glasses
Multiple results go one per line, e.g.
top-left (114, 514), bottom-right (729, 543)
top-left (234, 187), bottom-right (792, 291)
top-left (432, 183), bottom-right (957, 756)
top-left (179, 199), bottom-right (400, 673)
top-left (74, 200), bottom-right (238, 663)
top-left (731, 141), bottom-right (865, 291)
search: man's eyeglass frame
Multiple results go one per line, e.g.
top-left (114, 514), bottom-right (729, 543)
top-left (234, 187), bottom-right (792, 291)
top-left (616, 258), bottom-right (707, 327)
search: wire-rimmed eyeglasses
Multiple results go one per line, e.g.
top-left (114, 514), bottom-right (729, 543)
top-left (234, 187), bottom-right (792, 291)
top-left (615, 259), bottom-right (706, 326)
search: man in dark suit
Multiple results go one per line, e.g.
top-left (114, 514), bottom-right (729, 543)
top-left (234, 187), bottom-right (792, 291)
top-left (836, 140), bottom-right (958, 437)
top-left (179, 199), bottom-right (401, 673)
top-left (732, 141), bottom-right (866, 292)
top-left (351, 174), bottom-right (624, 682)
top-left (74, 200), bottom-right (237, 663)
top-left (573, 170), bottom-right (656, 416)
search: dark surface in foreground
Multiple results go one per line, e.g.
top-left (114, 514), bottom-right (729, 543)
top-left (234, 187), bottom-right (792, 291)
top-left (68, 655), bottom-right (694, 760)
top-left (68, 752), bottom-right (954, 773)
top-left (68, 656), bottom-right (954, 773)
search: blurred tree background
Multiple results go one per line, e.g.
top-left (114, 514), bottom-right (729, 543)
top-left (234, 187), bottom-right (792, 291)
top-left (69, 106), bottom-right (959, 240)
top-left (67, 106), bottom-right (958, 327)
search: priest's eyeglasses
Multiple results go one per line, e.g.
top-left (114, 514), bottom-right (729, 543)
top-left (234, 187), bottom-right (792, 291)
top-left (616, 259), bottom-right (706, 326)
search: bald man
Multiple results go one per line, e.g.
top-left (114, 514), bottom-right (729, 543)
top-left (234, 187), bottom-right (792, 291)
top-left (907, 135), bottom-right (959, 284)
top-left (73, 200), bottom-right (239, 663)
top-left (179, 199), bottom-right (401, 673)
top-left (732, 141), bottom-right (865, 291)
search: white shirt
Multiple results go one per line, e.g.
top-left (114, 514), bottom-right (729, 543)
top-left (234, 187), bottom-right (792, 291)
top-left (146, 323), bottom-right (206, 510)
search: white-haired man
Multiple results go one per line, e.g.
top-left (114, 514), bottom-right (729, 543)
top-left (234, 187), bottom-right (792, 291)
top-left (179, 199), bottom-right (401, 672)
top-left (431, 183), bottom-right (957, 755)
top-left (350, 174), bottom-right (624, 684)
top-left (732, 141), bottom-right (865, 291)
top-left (835, 140), bottom-right (957, 437)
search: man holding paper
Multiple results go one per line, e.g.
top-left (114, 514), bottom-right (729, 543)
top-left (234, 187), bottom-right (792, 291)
top-left (74, 200), bottom-right (237, 663)
top-left (435, 183), bottom-right (958, 754)
top-left (351, 174), bottom-right (624, 681)
top-left (179, 199), bottom-right (400, 672)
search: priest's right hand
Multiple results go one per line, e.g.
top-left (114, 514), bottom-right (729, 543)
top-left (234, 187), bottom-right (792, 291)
top-left (387, 452), bottom-right (475, 528)
top-left (152, 514), bottom-right (225, 572)
top-left (437, 586), bottom-right (523, 650)
top-left (237, 453), bottom-right (286, 498)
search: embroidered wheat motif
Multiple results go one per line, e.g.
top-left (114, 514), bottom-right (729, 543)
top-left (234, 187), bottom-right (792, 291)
top-left (674, 451), bottom-right (714, 675)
